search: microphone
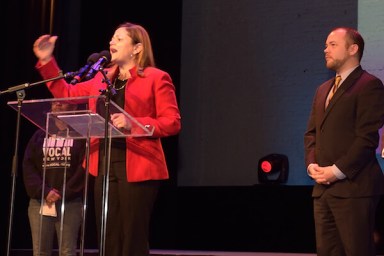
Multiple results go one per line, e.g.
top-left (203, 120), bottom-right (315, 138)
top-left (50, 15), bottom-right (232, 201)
top-left (70, 52), bottom-right (100, 85)
top-left (84, 50), bottom-right (111, 81)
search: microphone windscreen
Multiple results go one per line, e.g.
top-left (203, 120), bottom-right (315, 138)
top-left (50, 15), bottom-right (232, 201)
top-left (99, 50), bottom-right (112, 63)
top-left (87, 52), bottom-right (101, 63)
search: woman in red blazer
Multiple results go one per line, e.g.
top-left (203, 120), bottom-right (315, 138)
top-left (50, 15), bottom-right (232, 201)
top-left (304, 27), bottom-right (384, 256)
top-left (33, 22), bottom-right (181, 256)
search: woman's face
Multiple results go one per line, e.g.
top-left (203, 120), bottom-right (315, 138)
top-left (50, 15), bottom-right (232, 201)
top-left (109, 27), bottom-right (136, 65)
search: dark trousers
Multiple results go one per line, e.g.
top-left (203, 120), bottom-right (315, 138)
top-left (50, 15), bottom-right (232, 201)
top-left (314, 190), bottom-right (379, 256)
top-left (94, 158), bottom-right (160, 256)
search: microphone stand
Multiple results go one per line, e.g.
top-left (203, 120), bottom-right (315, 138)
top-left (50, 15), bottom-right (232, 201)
top-left (0, 71), bottom-right (77, 256)
top-left (5, 89), bottom-right (24, 256)
top-left (98, 68), bottom-right (116, 256)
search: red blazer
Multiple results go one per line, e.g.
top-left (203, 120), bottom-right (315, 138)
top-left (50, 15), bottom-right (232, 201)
top-left (36, 58), bottom-right (181, 182)
top-left (304, 66), bottom-right (384, 197)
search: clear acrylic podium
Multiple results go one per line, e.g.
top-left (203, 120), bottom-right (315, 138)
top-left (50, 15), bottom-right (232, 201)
top-left (7, 95), bottom-right (154, 255)
top-left (7, 95), bottom-right (154, 139)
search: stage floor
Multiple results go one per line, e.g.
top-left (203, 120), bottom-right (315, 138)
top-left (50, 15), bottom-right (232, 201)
top-left (10, 249), bottom-right (384, 256)
top-left (151, 250), bottom-right (315, 256)
top-left (9, 249), bottom-right (316, 256)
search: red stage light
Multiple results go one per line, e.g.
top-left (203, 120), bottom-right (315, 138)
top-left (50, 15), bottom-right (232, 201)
top-left (258, 154), bottom-right (289, 184)
top-left (261, 161), bottom-right (272, 173)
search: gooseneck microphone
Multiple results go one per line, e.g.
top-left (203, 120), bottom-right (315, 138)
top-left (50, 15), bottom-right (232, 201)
top-left (70, 52), bottom-right (100, 85)
top-left (84, 50), bottom-right (112, 81)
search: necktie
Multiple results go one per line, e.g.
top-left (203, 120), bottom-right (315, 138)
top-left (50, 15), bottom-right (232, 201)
top-left (326, 75), bottom-right (342, 108)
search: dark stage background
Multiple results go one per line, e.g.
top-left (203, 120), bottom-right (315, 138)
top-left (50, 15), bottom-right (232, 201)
top-left (2, 0), bottom-right (384, 254)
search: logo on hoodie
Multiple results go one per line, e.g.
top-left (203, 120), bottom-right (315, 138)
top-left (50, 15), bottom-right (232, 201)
top-left (42, 137), bottom-right (74, 168)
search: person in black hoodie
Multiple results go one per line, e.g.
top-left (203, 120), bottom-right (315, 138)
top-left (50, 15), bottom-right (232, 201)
top-left (23, 100), bottom-right (86, 256)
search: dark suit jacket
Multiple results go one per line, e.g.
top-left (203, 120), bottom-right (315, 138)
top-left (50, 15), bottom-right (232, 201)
top-left (304, 66), bottom-right (384, 198)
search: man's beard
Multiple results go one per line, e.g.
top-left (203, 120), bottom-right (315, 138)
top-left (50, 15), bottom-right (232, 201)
top-left (326, 59), bottom-right (341, 71)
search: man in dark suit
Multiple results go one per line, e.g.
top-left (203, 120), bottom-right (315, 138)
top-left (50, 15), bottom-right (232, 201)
top-left (304, 27), bottom-right (384, 256)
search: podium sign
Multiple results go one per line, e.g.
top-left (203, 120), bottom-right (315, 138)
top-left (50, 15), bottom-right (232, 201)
top-left (7, 95), bottom-right (154, 138)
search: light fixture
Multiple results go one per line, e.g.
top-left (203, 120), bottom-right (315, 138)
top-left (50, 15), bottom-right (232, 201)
top-left (258, 153), bottom-right (289, 184)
